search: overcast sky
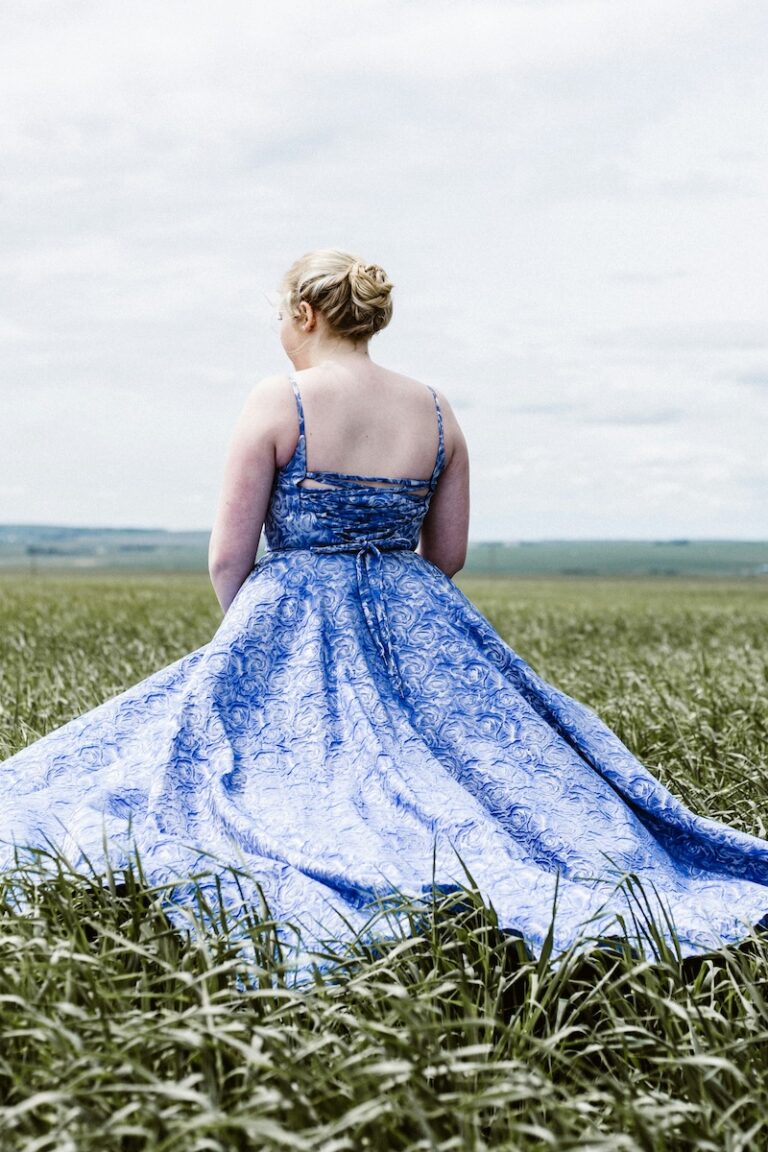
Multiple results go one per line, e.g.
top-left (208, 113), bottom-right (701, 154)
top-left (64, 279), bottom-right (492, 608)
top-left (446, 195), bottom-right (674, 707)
top-left (1, 0), bottom-right (766, 540)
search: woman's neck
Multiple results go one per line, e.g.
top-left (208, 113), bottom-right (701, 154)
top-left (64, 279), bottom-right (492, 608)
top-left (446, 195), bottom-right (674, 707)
top-left (290, 332), bottom-right (371, 372)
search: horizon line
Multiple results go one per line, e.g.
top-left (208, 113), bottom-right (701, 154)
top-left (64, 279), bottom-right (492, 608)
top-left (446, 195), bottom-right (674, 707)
top-left (1, 523), bottom-right (767, 545)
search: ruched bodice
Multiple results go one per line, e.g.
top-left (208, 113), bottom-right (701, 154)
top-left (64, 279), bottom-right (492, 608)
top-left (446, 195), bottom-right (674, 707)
top-left (264, 375), bottom-right (446, 554)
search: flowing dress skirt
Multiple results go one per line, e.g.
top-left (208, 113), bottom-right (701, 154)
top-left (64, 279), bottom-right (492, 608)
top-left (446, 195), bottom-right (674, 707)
top-left (3, 551), bottom-right (768, 971)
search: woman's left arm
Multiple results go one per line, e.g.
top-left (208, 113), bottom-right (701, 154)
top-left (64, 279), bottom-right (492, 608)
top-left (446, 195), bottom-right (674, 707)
top-left (208, 374), bottom-right (292, 614)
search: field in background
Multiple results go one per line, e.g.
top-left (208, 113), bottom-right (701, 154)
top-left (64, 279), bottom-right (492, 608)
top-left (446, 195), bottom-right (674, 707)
top-left (1, 571), bottom-right (768, 1148)
top-left (2, 524), bottom-right (768, 579)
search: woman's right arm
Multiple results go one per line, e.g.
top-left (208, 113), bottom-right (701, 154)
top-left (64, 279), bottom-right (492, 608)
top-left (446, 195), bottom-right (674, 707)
top-left (417, 397), bottom-right (470, 578)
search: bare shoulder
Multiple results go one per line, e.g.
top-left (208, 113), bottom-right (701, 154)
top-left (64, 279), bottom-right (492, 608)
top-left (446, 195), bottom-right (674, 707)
top-left (238, 372), bottom-right (297, 427)
top-left (385, 369), bottom-right (463, 427)
top-left (245, 372), bottom-right (294, 408)
top-left (429, 385), bottom-right (461, 425)
top-left (406, 377), bottom-right (466, 465)
top-left (436, 393), bottom-right (467, 467)
top-left (230, 373), bottom-right (298, 463)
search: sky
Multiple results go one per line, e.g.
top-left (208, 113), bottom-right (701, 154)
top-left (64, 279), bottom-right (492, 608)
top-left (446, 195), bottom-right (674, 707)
top-left (0, 0), bottom-right (766, 541)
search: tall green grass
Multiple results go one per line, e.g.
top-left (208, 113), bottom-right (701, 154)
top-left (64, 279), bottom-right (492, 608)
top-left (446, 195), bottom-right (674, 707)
top-left (0, 572), bottom-right (767, 1150)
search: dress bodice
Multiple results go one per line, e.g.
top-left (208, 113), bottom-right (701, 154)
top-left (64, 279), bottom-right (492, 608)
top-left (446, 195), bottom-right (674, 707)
top-left (264, 374), bottom-right (446, 554)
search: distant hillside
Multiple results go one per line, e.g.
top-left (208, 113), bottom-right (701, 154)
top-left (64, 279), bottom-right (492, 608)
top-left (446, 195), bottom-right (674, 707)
top-left (465, 539), bottom-right (768, 578)
top-left (0, 525), bottom-right (208, 572)
top-left (1, 525), bottom-right (767, 579)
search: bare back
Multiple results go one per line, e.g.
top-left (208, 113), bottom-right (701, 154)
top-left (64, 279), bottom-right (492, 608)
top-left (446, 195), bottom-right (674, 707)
top-left (278, 363), bottom-right (444, 488)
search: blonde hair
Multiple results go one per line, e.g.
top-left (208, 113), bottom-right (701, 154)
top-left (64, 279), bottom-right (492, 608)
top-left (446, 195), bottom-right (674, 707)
top-left (280, 248), bottom-right (393, 342)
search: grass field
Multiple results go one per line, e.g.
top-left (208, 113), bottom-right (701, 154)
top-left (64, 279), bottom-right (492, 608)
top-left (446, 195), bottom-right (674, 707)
top-left (1, 571), bottom-right (768, 1150)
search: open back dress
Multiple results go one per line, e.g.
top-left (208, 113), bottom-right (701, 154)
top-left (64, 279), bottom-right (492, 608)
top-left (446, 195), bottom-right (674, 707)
top-left (3, 372), bottom-right (768, 969)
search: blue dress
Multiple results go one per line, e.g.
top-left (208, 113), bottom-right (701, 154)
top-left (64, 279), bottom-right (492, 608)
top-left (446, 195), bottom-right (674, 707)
top-left (3, 372), bottom-right (768, 970)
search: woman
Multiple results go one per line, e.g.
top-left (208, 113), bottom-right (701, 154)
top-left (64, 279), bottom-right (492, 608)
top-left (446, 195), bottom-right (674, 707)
top-left (207, 250), bottom-right (469, 614)
top-left (2, 247), bottom-right (768, 970)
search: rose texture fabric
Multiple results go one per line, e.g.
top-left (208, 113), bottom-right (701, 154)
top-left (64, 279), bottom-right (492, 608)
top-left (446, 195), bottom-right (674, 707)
top-left (3, 373), bottom-right (768, 970)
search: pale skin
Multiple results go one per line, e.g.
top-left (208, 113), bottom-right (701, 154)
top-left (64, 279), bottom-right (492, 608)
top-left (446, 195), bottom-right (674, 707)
top-left (208, 297), bottom-right (470, 613)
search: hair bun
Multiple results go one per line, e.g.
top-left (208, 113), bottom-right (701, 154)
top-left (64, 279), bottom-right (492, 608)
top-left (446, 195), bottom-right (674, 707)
top-left (281, 248), bottom-right (394, 342)
top-left (348, 260), bottom-right (392, 334)
top-left (350, 260), bottom-right (389, 288)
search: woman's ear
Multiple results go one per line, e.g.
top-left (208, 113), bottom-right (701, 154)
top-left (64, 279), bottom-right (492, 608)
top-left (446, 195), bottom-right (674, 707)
top-left (299, 301), bottom-right (316, 331)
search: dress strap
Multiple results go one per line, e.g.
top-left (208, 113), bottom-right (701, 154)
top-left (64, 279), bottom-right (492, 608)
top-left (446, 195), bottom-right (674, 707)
top-left (427, 385), bottom-right (446, 489)
top-left (287, 372), bottom-right (307, 481)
